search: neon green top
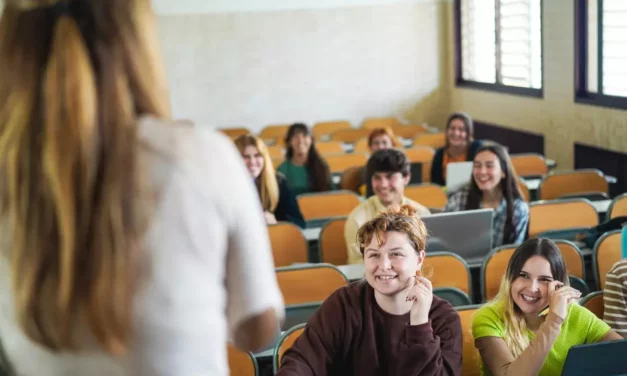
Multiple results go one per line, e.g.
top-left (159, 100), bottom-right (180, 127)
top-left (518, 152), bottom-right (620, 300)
top-left (472, 302), bottom-right (611, 376)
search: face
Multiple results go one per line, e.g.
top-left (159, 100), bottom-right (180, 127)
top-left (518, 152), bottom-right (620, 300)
top-left (364, 231), bottom-right (425, 297)
top-left (473, 150), bottom-right (505, 193)
top-left (510, 256), bottom-right (555, 316)
top-left (371, 171), bottom-right (410, 207)
top-left (241, 145), bottom-right (264, 179)
top-left (370, 135), bottom-right (394, 152)
top-left (447, 119), bottom-right (468, 148)
top-left (289, 131), bottom-right (312, 156)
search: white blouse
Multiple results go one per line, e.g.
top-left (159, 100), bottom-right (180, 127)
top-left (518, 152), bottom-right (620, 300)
top-left (0, 118), bottom-right (284, 375)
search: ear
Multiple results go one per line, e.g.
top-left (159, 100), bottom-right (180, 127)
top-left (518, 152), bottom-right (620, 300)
top-left (403, 173), bottom-right (411, 186)
top-left (416, 250), bottom-right (426, 268)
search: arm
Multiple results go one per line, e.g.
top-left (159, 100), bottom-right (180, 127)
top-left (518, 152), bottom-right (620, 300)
top-left (512, 201), bottom-right (529, 243)
top-left (344, 216), bottom-right (362, 264)
top-left (217, 134), bottom-right (284, 352)
top-left (603, 265), bottom-right (627, 338)
top-left (275, 176), bottom-right (306, 228)
top-left (396, 309), bottom-right (463, 376)
top-left (430, 149), bottom-right (444, 186)
top-left (276, 290), bottom-right (347, 376)
top-left (443, 192), bottom-right (461, 213)
top-left (475, 313), bottom-right (564, 376)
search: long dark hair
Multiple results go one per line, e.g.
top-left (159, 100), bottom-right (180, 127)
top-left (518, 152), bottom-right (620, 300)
top-left (285, 123), bottom-right (331, 192)
top-left (465, 144), bottom-right (522, 243)
top-left (496, 238), bottom-right (568, 356)
top-left (445, 112), bottom-right (474, 149)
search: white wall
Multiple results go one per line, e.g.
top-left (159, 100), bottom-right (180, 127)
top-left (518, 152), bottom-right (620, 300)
top-left (157, 1), bottom-right (442, 132)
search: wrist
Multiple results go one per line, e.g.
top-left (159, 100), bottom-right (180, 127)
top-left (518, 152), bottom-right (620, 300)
top-left (410, 312), bottom-right (429, 326)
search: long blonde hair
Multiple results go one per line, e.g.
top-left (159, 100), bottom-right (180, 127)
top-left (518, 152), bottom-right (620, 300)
top-left (493, 238), bottom-right (568, 357)
top-left (0, 0), bottom-right (169, 354)
top-left (234, 135), bottom-right (279, 212)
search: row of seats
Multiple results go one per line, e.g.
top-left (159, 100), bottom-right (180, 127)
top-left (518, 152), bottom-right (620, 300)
top-left (228, 291), bottom-right (606, 376)
top-left (269, 229), bottom-right (621, 310)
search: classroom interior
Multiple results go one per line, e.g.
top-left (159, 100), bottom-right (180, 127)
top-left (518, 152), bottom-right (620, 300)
top-left (154, 0), bottom-right (627, 375)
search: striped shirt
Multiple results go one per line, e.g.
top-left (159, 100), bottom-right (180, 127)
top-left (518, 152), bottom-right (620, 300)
top-left (603, 258), bottom-right (627, 338)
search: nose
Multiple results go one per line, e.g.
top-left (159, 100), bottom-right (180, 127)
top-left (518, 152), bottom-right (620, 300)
top-left (529, 279), bottom-right (540, 292)
top-left (378, 254), bottom-right (392, 270)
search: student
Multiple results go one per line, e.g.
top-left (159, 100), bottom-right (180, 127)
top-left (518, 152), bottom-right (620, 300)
top-left (603, 258), bottom-right (627, 338)
top-left (430, 112), bottom-right (482, 186)
top-left (276, 205), bottom-right (463, 376)
top-left (346, 149), bottom-right (430, 264)
top-left (277, 123), bottom-right (332, 195)
top-left (234, 135), bottom-right (305, 228)
top-left (472, 238), bottom-right (622, 376)
top-left (0, 1), bottom-right (283, 375)
top-left (368, 127), bottom-right (399, 152)
top-left (444, 144), bottom-right (528, 247)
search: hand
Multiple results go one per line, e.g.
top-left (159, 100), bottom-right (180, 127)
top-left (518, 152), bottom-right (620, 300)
top-left (548, 281), bottom-right (581, 320)
top-left (263, 211), bottom-right (277, 225)
top-left (406, 276), bottom-right (433, 326)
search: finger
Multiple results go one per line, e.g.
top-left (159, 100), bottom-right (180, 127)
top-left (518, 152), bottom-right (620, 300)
top-left (415, 276), bottom-right (432, 287)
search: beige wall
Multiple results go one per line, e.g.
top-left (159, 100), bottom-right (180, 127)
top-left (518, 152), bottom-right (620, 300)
top-left (157, 1), bottom-right (446, 133)
top-left (420, 0), bottom-right (627, 170)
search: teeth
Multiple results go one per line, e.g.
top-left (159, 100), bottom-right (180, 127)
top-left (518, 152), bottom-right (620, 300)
top-left (522, 294), bottom-right (539, 302)
top-left (378, 276), bottom-right (396, 280)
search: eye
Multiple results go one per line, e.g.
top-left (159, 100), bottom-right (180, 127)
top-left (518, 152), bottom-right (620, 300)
top-left (368, 253), bottom-right (379, 258)
top-left (540, 278), bottom-right (553, 283)
top-left (390, 252), bottom-right (404, 257)
top-left (518, 273), bottom-right (529, 279)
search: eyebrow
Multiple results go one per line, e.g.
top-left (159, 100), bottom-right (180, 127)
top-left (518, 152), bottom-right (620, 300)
top-left (520, 270), bottom-right (554, 279)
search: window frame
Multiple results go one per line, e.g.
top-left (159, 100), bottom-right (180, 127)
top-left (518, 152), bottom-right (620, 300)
top-left (574, 0), bottom-right (627, 110)
top-left (454, 0), bottom-right (545, 98)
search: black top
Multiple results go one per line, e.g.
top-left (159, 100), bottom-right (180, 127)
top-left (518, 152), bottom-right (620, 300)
top-left (430, 139), bottom-right (483, 186)
top-left (273, 173), bottom-right (306, 228)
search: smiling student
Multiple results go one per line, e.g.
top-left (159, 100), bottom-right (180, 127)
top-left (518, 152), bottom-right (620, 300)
top-left (345, 149), bottom-right (430, 264)
top-left (276, 205), bottom-right (463, 376)
top-left (430, 112), bottom-right (482, 186)
top-left (234, 135), bottom-right (305, 228)
top-left (472, 238), bottom-right (622, 376)
top-left (444, 144), bottom-right (528, 247)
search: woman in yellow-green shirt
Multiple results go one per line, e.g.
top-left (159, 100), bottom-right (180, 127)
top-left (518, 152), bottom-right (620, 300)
top-left (472, 238), bottom-right (622, 376)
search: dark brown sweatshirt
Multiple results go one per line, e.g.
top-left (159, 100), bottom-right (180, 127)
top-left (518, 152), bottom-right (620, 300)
top-left (276, 281), bottom-right (463, 376)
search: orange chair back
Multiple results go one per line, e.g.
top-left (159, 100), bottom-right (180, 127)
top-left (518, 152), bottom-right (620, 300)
top-left (594, 231), bottom-right (622, 289)
top-left (339, 166), bottom-right (364, 193)
top-left (312, 121), bottom-right (352, 140)
top-left (555, 240), bottom-right (584, 279)
top-left (297, 191), bottom-right (361, 220)
top-left (228, 344), bottom-right (257, 376)
top-left (482, 245), bottom-right (517, 300)
top-left (361, 117), bottom-right (402, 130)
top-left (221, 127), bottom-right (250, 139)
top-left (319, 218), bottom-right (349, 265)
top-left (414, 133), bottom-right (446, 149)
top-left (260, 124), bottom-right (290, 143)
top-left (324, 153), bottom-right (368, 174)
top-left (609, 193), bottom-right (627, 220)
top-left (581, 292), bottom-right (604, 320)
top-left (539, 169), bottom-right (608, 200)
top-left (268, 223), bottom-right (308, 267)
top-left (423, 252), bottom-right (471, 295)
top-left (404, 147), bottom-right (435, 182)
top-left (330, 128), bottom-right (372, 143)
top-left (404, 184), bottom-right (448, 211)
top-left (275, 325), bottom-right (306, 371)
top-left (267, 146), bottom-right (284, 159)
top-left (511, 153), bottom-right (548, 177)
top-left (276, 264), bottom-right (348, 305)
top-left (457, 306), bottom-right (482, 376)
top-left (528, 199), bottom-right (598, 238)
top-left (392, 124), bottom-right (429, 139)
top-left (315, 141), bottom-right (345, 156)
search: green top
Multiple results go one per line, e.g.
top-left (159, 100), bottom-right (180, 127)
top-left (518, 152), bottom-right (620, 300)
top-left (277, 161), bottom-right (311, 196)
top-left (472, 301), bottom-right (611, 376)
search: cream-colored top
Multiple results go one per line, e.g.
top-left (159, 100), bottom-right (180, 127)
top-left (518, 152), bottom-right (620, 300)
top-left (344, 195), bottom-right (430, 264)
top-left (0, 118), bottom-right (284, 375)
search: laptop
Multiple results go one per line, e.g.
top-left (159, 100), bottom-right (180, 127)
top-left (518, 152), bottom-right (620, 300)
top-left (446, 161), bottom-right (473, 193)
top-left (561, 339), bottom-right (627, 375)
top-left (421, 209), bottom-right (493, 267)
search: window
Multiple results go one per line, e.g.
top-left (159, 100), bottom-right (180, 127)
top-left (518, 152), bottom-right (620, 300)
top-left (455, 0), bottom-right (543, 97)
top-left (575, 0), bottom-right (627, 109)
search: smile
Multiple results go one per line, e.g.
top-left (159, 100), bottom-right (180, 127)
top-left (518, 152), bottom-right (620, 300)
top-left (521, 294), bottom-right (540, 302)
top-left (376, 275), bottom-right (397, 280)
